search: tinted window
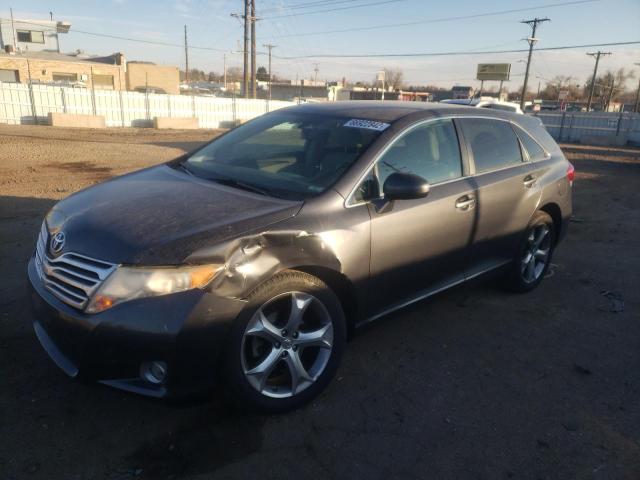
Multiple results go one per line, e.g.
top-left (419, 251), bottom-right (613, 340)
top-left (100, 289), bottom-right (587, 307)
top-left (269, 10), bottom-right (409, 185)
top-left (377, 119), bottom-right (462, 187)
top-left (515, 126), bottom-right (547, 161)
top-left (459, 118), bottom-right (523, 173)
top-left (185, 112), bottom-right (383, 200)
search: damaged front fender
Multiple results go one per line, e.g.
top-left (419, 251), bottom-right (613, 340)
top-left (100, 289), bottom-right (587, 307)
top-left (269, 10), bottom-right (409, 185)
top-left (189, 230), bottom-right (343, 299)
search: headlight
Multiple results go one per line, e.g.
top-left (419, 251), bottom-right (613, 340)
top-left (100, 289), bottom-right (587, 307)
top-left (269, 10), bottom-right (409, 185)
top-left (86, 264), bottom-right (221, 313)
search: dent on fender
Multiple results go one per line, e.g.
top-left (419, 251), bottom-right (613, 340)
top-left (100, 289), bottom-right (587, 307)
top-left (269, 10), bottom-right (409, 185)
top-left (192, 229), bottom-right (344, 300)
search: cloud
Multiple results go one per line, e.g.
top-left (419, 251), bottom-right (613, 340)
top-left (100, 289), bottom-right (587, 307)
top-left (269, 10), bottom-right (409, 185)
top-left (174, 0), bottom-right (192, 14)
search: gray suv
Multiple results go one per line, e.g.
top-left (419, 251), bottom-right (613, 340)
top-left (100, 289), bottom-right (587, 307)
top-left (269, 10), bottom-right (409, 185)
top-left (28, 102), bottom-right (573, 411)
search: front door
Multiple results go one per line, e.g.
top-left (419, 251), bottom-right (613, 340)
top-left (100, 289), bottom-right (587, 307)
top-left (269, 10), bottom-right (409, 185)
top-left (364, 119), bottom-right (476, 317)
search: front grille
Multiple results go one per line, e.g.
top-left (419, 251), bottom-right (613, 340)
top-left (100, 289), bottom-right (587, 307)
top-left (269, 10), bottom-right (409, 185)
top-left (35, 222), bottom-right (117, 310)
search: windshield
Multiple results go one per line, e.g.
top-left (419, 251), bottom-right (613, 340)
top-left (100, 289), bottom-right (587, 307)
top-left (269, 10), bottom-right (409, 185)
top-left (183, 111), bottom-right (385, 200)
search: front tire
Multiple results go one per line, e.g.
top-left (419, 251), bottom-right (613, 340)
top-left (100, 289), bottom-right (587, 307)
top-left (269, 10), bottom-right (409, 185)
top-left (505, 211), bottom-right (555, 293)
top-left (224, 270), bottom-right (346, 412)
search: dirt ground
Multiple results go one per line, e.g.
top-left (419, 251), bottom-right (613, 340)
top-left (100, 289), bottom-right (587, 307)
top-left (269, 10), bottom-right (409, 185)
top-left (1, 125), bottom-right (639, 480)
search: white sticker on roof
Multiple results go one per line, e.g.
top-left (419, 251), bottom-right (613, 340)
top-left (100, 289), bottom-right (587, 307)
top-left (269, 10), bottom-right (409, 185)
top-left (343, 119), bottom-right (390, 132)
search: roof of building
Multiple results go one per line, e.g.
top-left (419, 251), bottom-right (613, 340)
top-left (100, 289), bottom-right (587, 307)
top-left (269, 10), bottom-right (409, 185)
top-left (0, 50), bottom-right (122, 65)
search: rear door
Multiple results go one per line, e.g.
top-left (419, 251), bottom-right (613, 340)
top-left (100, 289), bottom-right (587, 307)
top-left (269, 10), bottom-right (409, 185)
top-left (456, 117), bottom-right (541, 276)
top-left (362, 118), bottom-right (476, 316)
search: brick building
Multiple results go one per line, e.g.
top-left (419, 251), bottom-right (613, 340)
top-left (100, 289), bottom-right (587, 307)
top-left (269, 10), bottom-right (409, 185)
top-left (0, 50), bottom-right (179, 94)
top-left (0, 51), bottom-right (125, 88)
top-left (126, 61), bottom-right (180, 95)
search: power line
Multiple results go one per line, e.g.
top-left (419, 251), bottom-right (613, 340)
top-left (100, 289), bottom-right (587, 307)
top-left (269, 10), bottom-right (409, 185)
top-left (273, 40), bottom-right (640, 59)
top-left (261, 0), bottom-right (406, 19)
top-left (260, 0), bottom-right (370, 14)
top-left (266, 0), bottom-right (598, 38)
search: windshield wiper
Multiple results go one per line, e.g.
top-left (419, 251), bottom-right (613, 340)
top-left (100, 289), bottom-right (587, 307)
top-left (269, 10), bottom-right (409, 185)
top-left (175, 162), bottom-right (194, 176)
top-left (208, 176), bottom-right (279, 198)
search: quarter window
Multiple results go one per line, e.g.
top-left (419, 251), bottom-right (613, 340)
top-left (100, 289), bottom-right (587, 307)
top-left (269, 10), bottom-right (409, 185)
top-left (515, 126), bottom-right (547, 161)
top-left (376, 119), bottom-right (463, 187)
top-left (459, 118), bottom-right (523, 173)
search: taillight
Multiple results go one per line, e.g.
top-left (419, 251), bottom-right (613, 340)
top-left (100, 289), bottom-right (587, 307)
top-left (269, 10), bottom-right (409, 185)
top-left (566, 162), bottom-right (575, 185)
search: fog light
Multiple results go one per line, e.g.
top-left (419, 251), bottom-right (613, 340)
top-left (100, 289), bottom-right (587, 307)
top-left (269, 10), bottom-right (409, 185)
top-left (140, 361), bottom-right (167, 384)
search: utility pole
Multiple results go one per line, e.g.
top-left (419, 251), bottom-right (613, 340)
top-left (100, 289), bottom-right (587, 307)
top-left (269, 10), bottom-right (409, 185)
top-left (313, 63), bottom-right (319, 84)
top-left (184, 25), bottom-right (189, 84)
top-left (634, 62), bottom-right (640, 113)
top-left (605, 77), bottom-right (616, 112)
top-left (586, 51), bottom-right (611, 111)
top-left (10, 8), bottom-right (17, 49)
top-left (263, 43), bottom-right (276, 101)
top-left (223, 53), bottom-right (227, 90)
top-left (519, 17), bottom-right (549, 111)
top-left (250, 0), bottom-right (257, 99)
top-left (230, 6), bottom-right (249, 98)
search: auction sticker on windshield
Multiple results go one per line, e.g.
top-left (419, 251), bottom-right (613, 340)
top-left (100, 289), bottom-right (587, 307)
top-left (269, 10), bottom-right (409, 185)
top-left (343, 119), bottom-right (390, 131)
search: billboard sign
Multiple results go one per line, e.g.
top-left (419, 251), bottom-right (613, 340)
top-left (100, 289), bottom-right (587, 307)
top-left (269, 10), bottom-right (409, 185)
top-left (477, 63), bottom-right (511, 81)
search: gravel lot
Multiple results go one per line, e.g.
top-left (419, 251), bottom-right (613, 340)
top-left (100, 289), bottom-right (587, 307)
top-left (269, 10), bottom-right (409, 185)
top-left (1, 125), bottom-right (639, 480)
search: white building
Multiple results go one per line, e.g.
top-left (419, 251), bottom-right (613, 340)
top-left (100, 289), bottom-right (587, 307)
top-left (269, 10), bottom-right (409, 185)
top-left (0, 17), bottom-right (70, 53)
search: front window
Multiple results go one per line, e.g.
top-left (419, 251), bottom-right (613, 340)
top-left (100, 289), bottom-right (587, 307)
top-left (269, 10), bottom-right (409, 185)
top-left (184, 112), bottom-right (384, 200)
top-left (17, 29), bottom-right (45, 43)
top-left (52, 72), bottom-right (78, 82)
top-left (376, 119), bottom-right (463, 188)
top-left (92, 74), bottom-right (114, 90)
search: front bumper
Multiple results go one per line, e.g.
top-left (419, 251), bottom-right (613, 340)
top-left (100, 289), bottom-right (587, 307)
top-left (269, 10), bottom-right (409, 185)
top-left (27, 256), bottom-right (246, 398)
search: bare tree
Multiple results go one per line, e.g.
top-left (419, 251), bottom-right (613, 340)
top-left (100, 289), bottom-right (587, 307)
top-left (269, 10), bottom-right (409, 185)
top-left (583, 68), bottom-right (635, 107)
top-left (226, 66), bottom-right (243, 82)
top-left (540, 75), bottom-right (582, 100)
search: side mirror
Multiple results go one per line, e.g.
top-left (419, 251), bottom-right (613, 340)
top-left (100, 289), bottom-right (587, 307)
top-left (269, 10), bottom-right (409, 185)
top-left (383, 172), bottom-right (430, 201)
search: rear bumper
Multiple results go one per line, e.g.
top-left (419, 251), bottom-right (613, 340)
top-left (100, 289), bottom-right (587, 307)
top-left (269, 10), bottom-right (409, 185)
top-left (27, 256), bottom-right (246, 398)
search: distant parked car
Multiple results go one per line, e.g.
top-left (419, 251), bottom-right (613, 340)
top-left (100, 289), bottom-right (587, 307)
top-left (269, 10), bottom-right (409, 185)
top-left (441, 98), bottom-right (524, 114)
top-left (28, 102), bottom-right (573, 412)
top-left (134, 86), bottom-right (167, 94)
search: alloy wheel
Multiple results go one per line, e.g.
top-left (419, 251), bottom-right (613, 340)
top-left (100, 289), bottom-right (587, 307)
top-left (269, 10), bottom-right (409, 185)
top-left (241, 291), bottom-right (334, 398)
top-left (520, 224), bottom-right (551, 283)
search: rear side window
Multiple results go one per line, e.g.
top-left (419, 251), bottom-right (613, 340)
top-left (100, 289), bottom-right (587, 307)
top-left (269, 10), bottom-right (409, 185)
top-left (514, 126), bottom-right (548, 161)
top-left (458, 118), bottom-right (523, 173)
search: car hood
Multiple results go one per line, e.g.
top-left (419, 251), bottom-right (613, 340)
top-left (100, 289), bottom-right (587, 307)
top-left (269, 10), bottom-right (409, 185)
top-left (45, 165), bottom-right (303, 264)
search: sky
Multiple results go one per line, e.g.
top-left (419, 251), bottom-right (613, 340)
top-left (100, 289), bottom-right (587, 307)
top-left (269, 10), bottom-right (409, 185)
top-left (3, 0), bottom-right (640, 90)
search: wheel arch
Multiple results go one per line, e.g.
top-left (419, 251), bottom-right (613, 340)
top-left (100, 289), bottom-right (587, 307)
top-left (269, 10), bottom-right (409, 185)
top-left (538, 202), bottom-right (562, 244)
top-left (290, 265), bottom-right (359, 340)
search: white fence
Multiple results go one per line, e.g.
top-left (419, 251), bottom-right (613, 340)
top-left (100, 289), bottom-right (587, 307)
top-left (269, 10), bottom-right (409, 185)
top-left (0, 82), bottom-right (295, 128)
top-left (534, 111), bottom-right (640, 145)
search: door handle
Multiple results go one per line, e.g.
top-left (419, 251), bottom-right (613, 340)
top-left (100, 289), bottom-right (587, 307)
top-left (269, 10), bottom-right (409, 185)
top-left (523, 175), bottom-right (537, 188)
top-left (455, 195), bottom-right (476, 211)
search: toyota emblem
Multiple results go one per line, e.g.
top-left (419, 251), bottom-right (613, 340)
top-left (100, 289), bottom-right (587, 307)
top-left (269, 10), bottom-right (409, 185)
top-left (50, 231), bottom-right (66, 255)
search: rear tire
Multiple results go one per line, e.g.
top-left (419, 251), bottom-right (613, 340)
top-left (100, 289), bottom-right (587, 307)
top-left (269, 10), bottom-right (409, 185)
top-left (224, 270), bottom-right (346, 413)
top-left (504, 211), bottom-right (555, 293)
